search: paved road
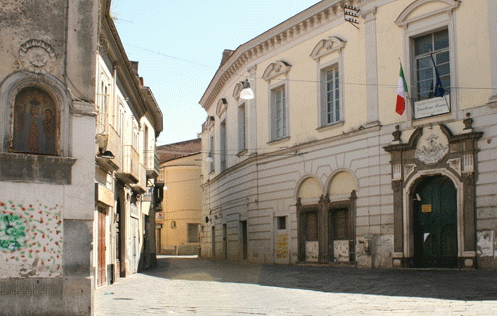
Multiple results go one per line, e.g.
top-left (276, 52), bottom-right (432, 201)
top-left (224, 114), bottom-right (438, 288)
top-left (95, 256), bottom-right (497, 315)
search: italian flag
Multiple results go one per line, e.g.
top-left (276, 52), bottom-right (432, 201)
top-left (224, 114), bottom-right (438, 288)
top-left (396, 63), bottom-right (408, 115)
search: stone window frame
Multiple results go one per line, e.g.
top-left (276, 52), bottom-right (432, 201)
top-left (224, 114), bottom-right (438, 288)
top-left (263, 61), bottom-right (291, 143)
top-left (0, 71), bottom-right (76, 184)
top-left (395, 0), bottom-right (459, 123)
top-left (311, 36), bottom-right (346, 130)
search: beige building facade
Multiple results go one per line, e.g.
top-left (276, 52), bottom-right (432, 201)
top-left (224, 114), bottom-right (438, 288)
top-left (94, 0), bottom-right (163, 287)
top-left (200, 0), bottom-right (497, 269)
top-left (156, 139), bottom-right (202, 256)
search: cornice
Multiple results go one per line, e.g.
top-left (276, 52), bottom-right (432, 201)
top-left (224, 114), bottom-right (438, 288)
top-left (100, 8), bottom-right (150, 120)
top-left (200, 0), bottom-right (369, 110)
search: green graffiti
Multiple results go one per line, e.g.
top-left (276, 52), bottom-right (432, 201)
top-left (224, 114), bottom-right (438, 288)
top-left (0, 214), bottom-right (27, 251)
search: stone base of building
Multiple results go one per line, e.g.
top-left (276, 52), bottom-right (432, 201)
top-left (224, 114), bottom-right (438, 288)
top-left (0, 276), bottom-right (92, 315)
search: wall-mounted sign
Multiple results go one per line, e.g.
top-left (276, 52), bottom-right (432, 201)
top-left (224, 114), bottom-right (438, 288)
top-left (414, 95), bottom-right (450, 119)
top-left (156, 212), bottom-right (164, 219)
top-left (96, 183), bottom-right (114, 207)
top-left (422, 204), bottom-right (432, 213)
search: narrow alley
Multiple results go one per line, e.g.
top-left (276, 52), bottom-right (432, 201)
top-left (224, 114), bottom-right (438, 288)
top-left (95, 256), bottom-right (497, 315)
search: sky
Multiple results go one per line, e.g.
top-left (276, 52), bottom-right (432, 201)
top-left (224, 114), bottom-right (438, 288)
top-left (112, 0), bottom-right (319, 146)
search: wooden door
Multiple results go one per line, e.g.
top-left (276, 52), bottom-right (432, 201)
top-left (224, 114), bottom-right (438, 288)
top-left (241, 221), bottom-right (248, 260)
top-left (97, 207), bottom-right (106, 286)
top-left (413, 176), bottom-right (458, 268)
top-left (329, 208), bottom-right (350, 262)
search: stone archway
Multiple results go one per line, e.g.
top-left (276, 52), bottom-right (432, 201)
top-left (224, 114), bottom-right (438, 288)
top-left (411, 175), bottom-right (458, 268)
top-left (384, 123), bottom-right (482, 269)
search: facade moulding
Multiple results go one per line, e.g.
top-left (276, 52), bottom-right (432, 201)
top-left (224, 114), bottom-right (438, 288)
top-left (204, 124), bottom-right (381, 186)
top-left (201, 0), bottom-right (370, 110)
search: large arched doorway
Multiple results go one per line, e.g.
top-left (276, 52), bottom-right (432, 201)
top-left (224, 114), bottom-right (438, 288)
top-left (412, 175), bottom-right (457, 268)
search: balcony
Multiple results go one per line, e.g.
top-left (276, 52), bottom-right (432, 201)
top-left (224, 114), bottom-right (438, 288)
top-left (144, 149), bottom-right (160, 179)
top-left (116, 145), bottom-right (140, 185)
top-left (95, 129), bottom-right (121, 172)
top-left (130, 162), bottom-right (147, 194)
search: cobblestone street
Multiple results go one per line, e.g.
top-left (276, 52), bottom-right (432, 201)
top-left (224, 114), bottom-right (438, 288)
top-left (95, 256), bottom-right (497, 315)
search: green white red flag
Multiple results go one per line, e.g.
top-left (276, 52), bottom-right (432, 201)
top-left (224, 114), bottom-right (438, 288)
top-left (396, 63), bottom-right (408, 115)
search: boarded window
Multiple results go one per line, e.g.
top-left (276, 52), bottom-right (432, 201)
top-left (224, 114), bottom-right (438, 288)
top-left (12, 87), bottom-right (58, 155)
top-left (188, 223), bottom-right (200, 243)
top-left (304, 211), bottom-right (318, 241)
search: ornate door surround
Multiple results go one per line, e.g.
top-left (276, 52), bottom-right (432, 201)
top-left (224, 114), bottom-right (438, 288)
top-left (384, 120), bottom-right (482, 269)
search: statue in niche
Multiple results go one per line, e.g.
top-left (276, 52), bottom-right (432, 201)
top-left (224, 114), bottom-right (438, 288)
top-left (12, 87), bottom-right (58, 155)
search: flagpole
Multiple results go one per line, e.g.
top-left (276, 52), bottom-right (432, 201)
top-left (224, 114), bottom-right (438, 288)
top-left (429, 51), bottom-right (450, 113)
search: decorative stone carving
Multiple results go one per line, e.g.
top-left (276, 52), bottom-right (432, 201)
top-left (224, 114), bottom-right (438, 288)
top-left (463, 112), bottom-right (474, 132)
top-left (447, 158), bottom-right (461, 176)
top-left (310, 36), bottom-right (346, 60)
top-left (463, 154), bottom-right (474, 173)
top-left (404, 164), bottom-right (417, 180)
top-left (392, 125), bottom-right (402, 142)
top-left (17, 40), bottom-right (56, 74)
top-left (262, 61), bottom-right (292, 81)
top-left (392, 164), bottom-right (402, 181)
top-left (415, 132), bottom-right (449, 165)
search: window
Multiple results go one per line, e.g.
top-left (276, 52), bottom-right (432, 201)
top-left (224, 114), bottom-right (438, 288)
top-left (98, 81), bottom-right (109, 133)
top-left (414, 29), bottom-right (450, 101)
top-left (271, 85), bottom-right (287, 140)
top-left (209, 134), bottom-right (215, 173)
top-left (187, 223), bottom-right (200, 243)
top-left (220, 120), bottom-right (226, 171)
top-left (277, 216), bottom-right (286, 230)
top-left (12, 87), bottom-right (58, 155)
top-left (411, 29), bottom-right (451, 119)
top-left (321, 65), bottom-right (340, 126)
top-left (132, 120), bottom-right (139, 150)
top-left (117, 104), bottom-right (125, 136)
top-left (238, 102), bottom-right (246, 152)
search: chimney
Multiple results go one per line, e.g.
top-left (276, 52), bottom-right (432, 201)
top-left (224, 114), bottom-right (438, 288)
top-left (220, 49), bottom-right (234, 66)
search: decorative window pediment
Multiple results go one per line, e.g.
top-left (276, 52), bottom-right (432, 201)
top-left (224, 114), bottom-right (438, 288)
top-left (262, 61), bottom-right (292, 81)
top-left (310, 36), bottom-right (346, 60)
top-left (395, 0), bottom-right (460, 27)
top-left (216, 98), bottom-right (227, 117)
top-left (233, 82), bottom-right (243, 102)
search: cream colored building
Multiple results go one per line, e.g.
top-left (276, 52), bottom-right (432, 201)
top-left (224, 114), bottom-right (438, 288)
top-left (94, 0), bottom-right (163, 286)
top-left (156, 139), bottom-right (202, 255)
top-left (200, 0), bottom-right (497, 269)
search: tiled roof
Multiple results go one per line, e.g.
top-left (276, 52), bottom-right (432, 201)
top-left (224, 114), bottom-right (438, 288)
top-left (157, 138), bottom-right (201, 163)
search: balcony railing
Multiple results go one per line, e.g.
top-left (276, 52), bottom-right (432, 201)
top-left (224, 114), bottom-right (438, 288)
top-left (116, 145), bottom-right (140, 184)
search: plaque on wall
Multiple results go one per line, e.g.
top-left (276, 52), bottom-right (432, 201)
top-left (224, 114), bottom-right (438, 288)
top-left (305, 241), bottom-right (319, 262)
top-left (333, 240), bottom-right (349, 262)
top-left (422, 204), bottom-right (433, 213)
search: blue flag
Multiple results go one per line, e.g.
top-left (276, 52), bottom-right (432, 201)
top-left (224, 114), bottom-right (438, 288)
top-left (430, 54), bottom-right (445, 97)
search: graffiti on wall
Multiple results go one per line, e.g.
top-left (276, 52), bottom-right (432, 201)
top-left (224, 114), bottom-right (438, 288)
top-left (275, 233), bottom-right (289, 260)
top-left (0, 200), bottom-right (63, 278)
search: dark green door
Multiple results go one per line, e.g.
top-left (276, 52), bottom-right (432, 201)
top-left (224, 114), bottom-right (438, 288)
top-left (413, 176), bottom-right (458, 268)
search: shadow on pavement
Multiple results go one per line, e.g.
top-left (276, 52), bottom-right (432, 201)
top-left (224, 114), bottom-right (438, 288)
top-left (141, 256), bottom-right (497, 301)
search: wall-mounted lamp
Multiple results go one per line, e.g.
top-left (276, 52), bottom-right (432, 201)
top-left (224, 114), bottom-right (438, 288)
top-left (240, 79), bottom-right (254, 100)
top-left (206, 156), bottom-right (214, 163)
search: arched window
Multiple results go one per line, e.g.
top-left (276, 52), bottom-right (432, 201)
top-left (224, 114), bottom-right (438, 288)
top-left (12, 87), bottom-right (58, 155)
